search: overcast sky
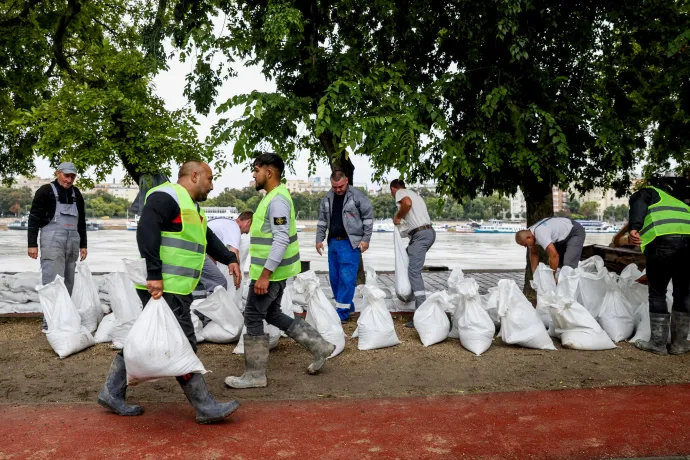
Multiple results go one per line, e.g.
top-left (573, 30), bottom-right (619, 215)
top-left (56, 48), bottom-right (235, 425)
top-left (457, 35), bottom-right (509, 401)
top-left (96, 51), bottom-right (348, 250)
top-left (34, 54), bottom-right (396, 197)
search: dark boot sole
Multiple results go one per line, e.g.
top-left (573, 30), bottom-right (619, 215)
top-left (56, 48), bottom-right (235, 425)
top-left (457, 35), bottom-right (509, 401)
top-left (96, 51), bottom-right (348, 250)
top-left (97, 396), bottom-right (143, 416)
top-left (196, 400), bottom-right (241, 424)
top-left (634, 344), bottom-right (668, 355)
top-left (669, 347), bottom-right (690, 355)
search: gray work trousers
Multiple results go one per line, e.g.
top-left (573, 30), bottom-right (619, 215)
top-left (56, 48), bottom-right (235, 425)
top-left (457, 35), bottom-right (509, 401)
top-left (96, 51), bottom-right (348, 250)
top-left (244, 280), bottom-right (294, 336)
top-left (193, 255), bottom-right (228, 300)
top-left (554, 222), bottom-right (586, 269)
top-left (407, 228), bottom-right (436, 308)
top-left (40, 228), bottom-right (80, 294)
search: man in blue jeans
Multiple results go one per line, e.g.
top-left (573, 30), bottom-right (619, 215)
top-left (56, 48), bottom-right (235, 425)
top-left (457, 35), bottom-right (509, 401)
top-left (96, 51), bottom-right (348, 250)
top-left (316, 171), bottom-right (374, 321)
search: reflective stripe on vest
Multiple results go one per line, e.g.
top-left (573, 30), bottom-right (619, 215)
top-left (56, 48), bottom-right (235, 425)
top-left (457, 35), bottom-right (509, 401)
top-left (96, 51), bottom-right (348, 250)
top-left (640, 186), bottom-right (690, 253)
top-left (249, 184), bottom-right (301, 281)
top-left (135, 182), bottom-right (207, 295)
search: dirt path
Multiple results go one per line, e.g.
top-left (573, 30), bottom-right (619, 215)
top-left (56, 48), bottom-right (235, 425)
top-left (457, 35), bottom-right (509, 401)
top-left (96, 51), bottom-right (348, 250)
top-left (2, 317), bottom-right (689, 404)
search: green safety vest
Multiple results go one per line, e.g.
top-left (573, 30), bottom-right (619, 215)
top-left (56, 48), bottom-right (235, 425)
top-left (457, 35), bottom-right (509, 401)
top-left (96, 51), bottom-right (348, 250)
top-left (640, 186), bottom-right (690, 253)
top-left (249, 184), bottom-right (301, 281)
top-left (135, 182), bottom-right (207, 295)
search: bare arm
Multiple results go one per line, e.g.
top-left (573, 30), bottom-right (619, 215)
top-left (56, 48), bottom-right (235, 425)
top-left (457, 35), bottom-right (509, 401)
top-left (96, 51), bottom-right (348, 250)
top-left (545, 243), bottom-right (560, 274)
top-left (396, 196), bottom-right (412, 220)
top-left (611, 223), bottom-right (629, 248)
top-left (529, 245), bottom-right (540, 274)
top-left (227, 245), bottom-right (240, 269)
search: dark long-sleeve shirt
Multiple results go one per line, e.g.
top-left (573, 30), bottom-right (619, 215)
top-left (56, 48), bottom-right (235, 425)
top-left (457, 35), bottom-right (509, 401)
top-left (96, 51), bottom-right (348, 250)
top-left (628, 188), bottom-right (661, 231)
top-left (27, 180), bottom-right (87, 248)
top-left (136, 191), bottom-right (237, 281)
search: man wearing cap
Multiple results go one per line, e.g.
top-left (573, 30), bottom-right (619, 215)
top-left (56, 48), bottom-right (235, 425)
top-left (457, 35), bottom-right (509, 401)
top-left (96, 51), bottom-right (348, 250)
top-left (28, 162), bottom-right (87, 330)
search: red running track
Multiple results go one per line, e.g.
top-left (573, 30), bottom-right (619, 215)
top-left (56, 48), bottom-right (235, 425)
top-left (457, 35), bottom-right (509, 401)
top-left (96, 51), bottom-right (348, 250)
top-left (2, 384), bottom-right (690, 459)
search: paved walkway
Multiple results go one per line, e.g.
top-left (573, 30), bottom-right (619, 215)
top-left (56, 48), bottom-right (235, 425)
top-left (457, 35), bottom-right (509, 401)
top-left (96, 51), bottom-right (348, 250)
top-left (2, 384), bottom-right (690, 459)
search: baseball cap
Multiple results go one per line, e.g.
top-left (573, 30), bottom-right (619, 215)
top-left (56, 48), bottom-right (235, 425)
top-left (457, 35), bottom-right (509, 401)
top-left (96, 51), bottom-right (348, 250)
top-left (57, 162), bottom-right (78, 175)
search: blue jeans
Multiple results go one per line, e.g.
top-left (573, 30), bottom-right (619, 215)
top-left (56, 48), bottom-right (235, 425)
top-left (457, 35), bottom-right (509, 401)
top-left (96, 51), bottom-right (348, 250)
top-left (328, 238), bottom-right (360, 320)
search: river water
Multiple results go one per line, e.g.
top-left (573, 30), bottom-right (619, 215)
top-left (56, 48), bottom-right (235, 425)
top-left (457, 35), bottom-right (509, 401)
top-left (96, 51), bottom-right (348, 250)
top-left (1, 230), bottom-right (614, 273)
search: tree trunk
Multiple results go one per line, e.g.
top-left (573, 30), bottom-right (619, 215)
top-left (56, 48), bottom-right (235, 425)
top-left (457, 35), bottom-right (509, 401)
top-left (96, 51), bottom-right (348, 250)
top-left (522, 180), bottom-right (554, 299)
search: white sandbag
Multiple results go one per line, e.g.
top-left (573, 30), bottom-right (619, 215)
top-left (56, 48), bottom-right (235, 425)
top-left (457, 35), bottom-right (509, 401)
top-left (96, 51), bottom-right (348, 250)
top-left (544, 292), bottom-right (616, 350)
top-left (497, 279), bottom-right (556, 350)
top-left (106, 272), bottom-right (143, 349)
top-left (531, 263), bottom-right (557, 334)
top-left (618, 264), bottom-right (650, 342)
top-left (579, 255), bottom-right (605, 273)
top-left (454, 278), bottom-right (494, 356)
top-left (289, 284), bottom-right (308, 307)
top-left (124, 297), bottom-right (207, 385)
top-left (10, 272), bottom-right (41, 292)
top-left (72, 262), bottom-right (104, 333)
top-left (556, 266), bottom-right (581, 301)
top-left (481, 287), bottom-right (500, 332)
top-left (598, 287), bottom-right (635, 342)
top-left (233, 323), bottom-right (281, 354)
top-left (191, 310), bottom-right (205, 343)
top-left (280, 286), bottom-right (296, 337)
top-left (194, 286), bottom-right (244, 343)
top-left (294, 271), bottom-right (345, 357)
top-left (413, 291), bottom-right (451, 347)
top-left (94, 313), bottom-right (116, 343)
top-left (217, 261), bottom-right (244, 310)
top-left (0, 301), bottom-right (42, 314)
top-left (391, 297), bottom-right (417, 312)
top-left (0, 291), bottom-right (29, 303)
top-left (446, 268), bottom-right (465, 293)
top-left (123, 258), bottom-right (147, 285)
top-left (578, 263), bottom-right (610, 317)
top-left (38, 275), bottom-right (95, 358)
top-left (353, 267), bottom-right (400, 350)
top-left (394, 227), bottom-right (413, 302)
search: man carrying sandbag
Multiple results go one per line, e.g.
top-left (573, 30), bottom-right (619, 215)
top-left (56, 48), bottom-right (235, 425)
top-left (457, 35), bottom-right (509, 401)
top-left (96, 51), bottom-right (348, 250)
top-left (628, 182), bottom-right (690, 355)
top-left (515, 217), bottom-right (586, 278)
top-left (97, 160), bottom-right (242, 424)
top-left (27, 162), bottom-right (88, 331)
top-left (225, 153), bottom-right (335, 389)
top-left (390, 179), bottom-right (436, 327)
top-left (315, 170), bottom-right (373, 322)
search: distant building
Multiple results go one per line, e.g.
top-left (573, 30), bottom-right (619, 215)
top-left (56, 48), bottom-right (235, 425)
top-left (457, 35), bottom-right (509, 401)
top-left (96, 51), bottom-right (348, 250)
top-left (92, 179), bottom-right (139, 202)
top-left (552, 186), bottom-right (569, 213)
top-left (510, 189), bottom-right (526, 220)
top-left (13, 176), bottom-right (53, 195)
top-left (286, 179), bottom-right (310, 194)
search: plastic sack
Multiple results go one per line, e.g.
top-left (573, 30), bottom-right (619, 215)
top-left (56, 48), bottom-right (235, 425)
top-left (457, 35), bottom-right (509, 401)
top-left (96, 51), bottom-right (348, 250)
top-left (598, 287), bottom-right (635, 342)
top-left (10, 272), bottom-right (41, 291)
top-left (619, 264), bottom-right (650, 342)
top-left (216, 261), bottom-right (244, 310)
top-left (531, 263), bottom-right (557, 335)
top-left (578, 259), bottom-right (610, 317)
top-left (233, 323), bottom-right (281, 354)
top-left (194, 286), bottom-right (244, 343)
top-left (556, 266), bottom-right (581, 301)
top-left (123, 258), bottom-right (147, 285)
top-left (413, 291), bottom-right (451, 347)
top-left (544, 292), bottom-right (616, 350)
top-left (38, 275), bottom-right (95, 358)
top-left (280, 285), bottom-right (297, 337)
top-left (94, 313), bottom-right (116, 343)
top-left (294, 271), bottom-right (345, 357)
top-left (481, 287), bottom-right (500, 332)
top-left (106, 272), bottom-right (143, 349)
top-left (447, 268), bottom-right (465, 294)
top-left (191, 309), bottom-right (205, 343)
top-left (124, 297), bottom-right (207, 385)
top-left (352, 267), bottom-right (400, 350)
top-left (394, 228), bottom-right (413, 302)
top-left (71, 262), bottom-right (104, 333)
top-left (454, 278), bottom-right (494, 356)
top-left (497, 279), bottom-right (555, 350)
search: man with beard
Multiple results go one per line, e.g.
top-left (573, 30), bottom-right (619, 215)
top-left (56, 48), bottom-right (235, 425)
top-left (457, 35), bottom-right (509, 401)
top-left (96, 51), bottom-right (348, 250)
top-left (97, 160), bottom-right (242, 424)
top-left (225, 153), bottom-right (335, 389)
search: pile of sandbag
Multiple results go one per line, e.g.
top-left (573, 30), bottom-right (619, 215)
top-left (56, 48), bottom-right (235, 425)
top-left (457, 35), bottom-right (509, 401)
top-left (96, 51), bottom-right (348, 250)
top-left (0, 272), bottom-right (42, 314)
top-left (293, 270), bottom-right (345, 357)
top-left (497, 279), bottom-right (556, 350)
top-left (352, 267), bottom-right (400, 350)
top-left (193, 286), bottom-right (244, 344)
top-left (38, 275), bottom-right (95, 358)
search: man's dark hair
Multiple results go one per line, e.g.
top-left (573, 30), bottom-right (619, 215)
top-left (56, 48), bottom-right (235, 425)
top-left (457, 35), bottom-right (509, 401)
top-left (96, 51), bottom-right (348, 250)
top-left (253, 153), bottom-right (284, 177)
top-left (390, 178), bottom-right (406, 189)
top-left (237, 210), bottom-right (254, 221)
top-left (331, 170), bottom-right (347, 181)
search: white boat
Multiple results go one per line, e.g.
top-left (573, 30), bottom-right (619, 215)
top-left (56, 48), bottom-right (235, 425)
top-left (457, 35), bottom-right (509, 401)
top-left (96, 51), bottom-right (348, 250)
top-left (433, 224), bottom-right (448, 232)
top-left (455, 224), bottom-right (476, 233)
top-left (202, 207), bottom-right (239, 221)
top-left (374, 219), bottom-right (394, 233)
top-left (576, 220), bottom-right (619, 233)
top-left (126, 214), bottom-right (139, 231)
top-left (8, 218), bottom-right (28, 230)
top-left (475, 220), bottom-right (526, 234)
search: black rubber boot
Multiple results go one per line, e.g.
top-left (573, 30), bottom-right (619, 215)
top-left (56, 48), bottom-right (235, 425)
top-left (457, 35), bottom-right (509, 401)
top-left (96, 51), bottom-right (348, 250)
top-left (635, 313), bottom-right (670, 355)
top-left (287, 316), bottom-right (336, 374)
top-left (224, 334), bottom-right (269, 389)
top-left (177, 373), bottom-right (240, 424)
top-left (97, 354), bottom-right (143, 416)
top-left (669, 311), bottom-right (690, 355)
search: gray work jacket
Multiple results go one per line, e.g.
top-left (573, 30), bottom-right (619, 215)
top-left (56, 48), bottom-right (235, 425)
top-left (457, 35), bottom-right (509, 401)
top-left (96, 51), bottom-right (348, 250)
top-left (316, 186), bottom-right (374, 249)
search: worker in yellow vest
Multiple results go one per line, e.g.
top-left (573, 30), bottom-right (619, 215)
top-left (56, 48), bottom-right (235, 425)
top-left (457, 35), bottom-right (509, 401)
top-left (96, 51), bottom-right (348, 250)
top-left (225, 153), bottom-right (335, 389)
top-left (97, 160), bottom-right (242, 424)
top-left (628, 184), bottom-right (690, 355)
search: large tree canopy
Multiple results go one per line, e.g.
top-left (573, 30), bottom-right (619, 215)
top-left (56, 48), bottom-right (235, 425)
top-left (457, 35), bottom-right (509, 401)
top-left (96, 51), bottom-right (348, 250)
top-left (0, 0), bottom-right (214, 185)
